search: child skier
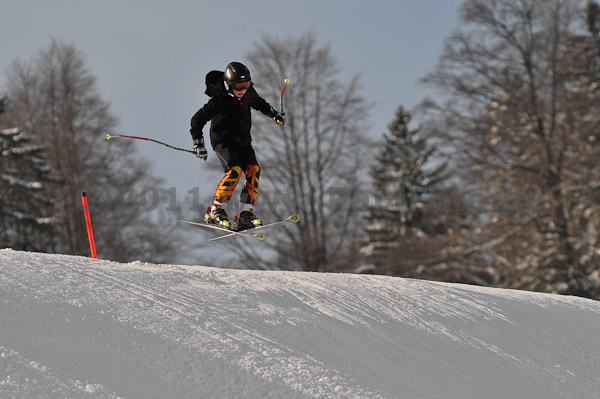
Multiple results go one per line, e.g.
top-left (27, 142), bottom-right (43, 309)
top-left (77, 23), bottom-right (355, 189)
top-left (190, 62), bottom-right (285, 230)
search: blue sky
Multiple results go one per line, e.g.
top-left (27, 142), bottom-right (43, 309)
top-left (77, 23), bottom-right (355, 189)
top-left (2, 0), bottom-right (464, 217)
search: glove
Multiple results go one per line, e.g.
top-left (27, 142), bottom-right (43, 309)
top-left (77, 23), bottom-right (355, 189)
top-left (274, 112), bottom-right (286, 126)
top-left (193, 138), bottom-right (208, 161)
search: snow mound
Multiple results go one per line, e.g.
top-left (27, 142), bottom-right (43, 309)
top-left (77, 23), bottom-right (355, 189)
top-left (1, 249), bottom-right (599, 398)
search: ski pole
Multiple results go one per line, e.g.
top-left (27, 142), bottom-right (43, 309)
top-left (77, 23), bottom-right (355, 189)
top-left (106, 133), bottom-right (195, 154)
top-left (280, 78), bottom-right (289, 114)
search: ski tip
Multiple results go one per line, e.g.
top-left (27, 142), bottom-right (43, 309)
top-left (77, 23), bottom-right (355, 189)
top-left (252, 233), bottom-right (267, 240)
top-left (106, 134), bottom-right (112, 140)
top-left (284, 78), bottom-right (290, 84)
top-left (287, 214), bottom-right (301, 223)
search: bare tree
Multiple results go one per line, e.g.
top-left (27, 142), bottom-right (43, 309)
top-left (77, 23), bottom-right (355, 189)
top-left (420, 0), bottom-right (600, 298)
top-left (232, 32), bottom-right (371, 272)
top-left (1, 40), bottom-right (183, 262)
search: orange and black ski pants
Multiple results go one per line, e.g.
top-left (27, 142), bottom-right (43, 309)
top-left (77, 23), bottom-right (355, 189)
top-left (213, 143), bottom-right (260, 206)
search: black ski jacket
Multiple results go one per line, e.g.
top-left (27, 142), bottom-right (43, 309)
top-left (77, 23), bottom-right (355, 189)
top-left (190, 70), bottom-right (277, 147)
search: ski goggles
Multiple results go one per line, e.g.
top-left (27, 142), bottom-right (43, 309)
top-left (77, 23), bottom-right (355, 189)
top-left (232, 81), bottom-right (251, 91)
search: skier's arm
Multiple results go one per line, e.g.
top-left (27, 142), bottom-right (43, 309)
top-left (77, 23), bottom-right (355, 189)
top-left (248, 88), bottom-right (277, 118)
top-left (248, 89), bottom-right (285, 125)
top-left (190, 98), bottom-right (219, 140)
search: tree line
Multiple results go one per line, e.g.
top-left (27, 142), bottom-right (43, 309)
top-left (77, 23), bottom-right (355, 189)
top-left (361, 0), bottom-right (600, 300)
top-left (2, 0), bottom-right (599, 299)
top-left (0, 40), bottom-right (184, 263)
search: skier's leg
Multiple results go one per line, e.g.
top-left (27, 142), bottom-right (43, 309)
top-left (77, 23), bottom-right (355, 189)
top-left (207, 145), bottom-right (242, 227)
top-left (212, 145), bottom-right (242, 206)
top-left (240, 164), bottom-right (260, 211)
top-left (239, 144), bottom-right (260, 212)
top-left (214, 166), bottom-right (242, 205)
top-left (238, 145), bottom-right (262, 229)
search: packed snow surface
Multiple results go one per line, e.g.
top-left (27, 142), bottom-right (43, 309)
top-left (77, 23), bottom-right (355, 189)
top-left (1, 249), bottom-right (599, 398)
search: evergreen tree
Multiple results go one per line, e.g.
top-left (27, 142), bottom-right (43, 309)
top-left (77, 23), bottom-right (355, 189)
top-left (361, 106), bottom-right (447, 270)
top-left (0, 127), bottom-right (63, 251)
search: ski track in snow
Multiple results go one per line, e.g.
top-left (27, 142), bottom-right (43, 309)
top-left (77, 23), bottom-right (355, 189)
top-left (1, 248), bottom-right (600, 398)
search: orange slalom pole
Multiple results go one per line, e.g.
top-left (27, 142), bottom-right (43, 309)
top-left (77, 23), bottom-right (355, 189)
top-left (81, 192), bottom-right (97, 259)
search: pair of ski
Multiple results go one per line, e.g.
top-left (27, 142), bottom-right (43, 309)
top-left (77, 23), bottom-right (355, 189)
top-left (179, 214), bottom-right (300, 241)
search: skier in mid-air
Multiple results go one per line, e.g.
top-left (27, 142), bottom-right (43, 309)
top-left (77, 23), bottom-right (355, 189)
top-left (190, 61), bottom-right (285, 231)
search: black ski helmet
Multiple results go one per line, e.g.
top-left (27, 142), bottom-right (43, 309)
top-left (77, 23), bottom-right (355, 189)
top-left (223, 62), bottom-right (251, 92)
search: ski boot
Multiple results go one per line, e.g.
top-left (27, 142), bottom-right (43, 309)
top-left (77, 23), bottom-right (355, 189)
top-left (238, 211), bottom-right (263, 231)
top-left (205, 205), bottom-right (231, 229)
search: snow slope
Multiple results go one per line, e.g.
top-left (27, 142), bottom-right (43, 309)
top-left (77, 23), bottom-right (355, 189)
top-left (1, 249), bottom-right (599, 399)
